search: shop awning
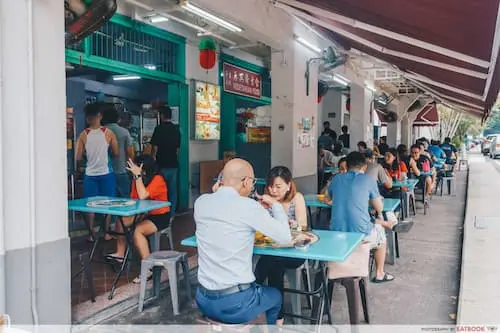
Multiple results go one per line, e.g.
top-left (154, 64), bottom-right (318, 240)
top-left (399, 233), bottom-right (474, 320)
top-left (413, 104), bottom-right (439, 127)
top-left (275, 0), bottom-right (500, 119)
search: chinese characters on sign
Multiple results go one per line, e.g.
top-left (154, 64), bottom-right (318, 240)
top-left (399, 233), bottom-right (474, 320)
top-left (223, 63), bottom-right (262, 99)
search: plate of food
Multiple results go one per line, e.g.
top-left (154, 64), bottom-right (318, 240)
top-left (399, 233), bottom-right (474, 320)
top-left (254, 231), bottom-right (319, 248)
top-left (87, 199), bottom-right (136, 207)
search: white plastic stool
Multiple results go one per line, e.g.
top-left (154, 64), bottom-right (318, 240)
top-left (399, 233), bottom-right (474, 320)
top-left (138, 251), bottom-right (191, 315)
top-left (439, 177), bottom-right (456, 196)
top-left (149, 217), bottom-right (174, 252)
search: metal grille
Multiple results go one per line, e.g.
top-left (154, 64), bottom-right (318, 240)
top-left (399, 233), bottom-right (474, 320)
top-left (90, 21), bottom-right (178, 74)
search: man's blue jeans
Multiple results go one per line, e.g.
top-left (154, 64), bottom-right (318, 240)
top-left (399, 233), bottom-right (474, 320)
top-left (161, 168), bottom-right (178, 215)
top-left (195, 284), bottom-right (281, 325)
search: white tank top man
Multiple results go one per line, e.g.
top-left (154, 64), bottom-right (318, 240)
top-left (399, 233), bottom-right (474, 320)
top-left (76, 102), bottom-right (119, 241)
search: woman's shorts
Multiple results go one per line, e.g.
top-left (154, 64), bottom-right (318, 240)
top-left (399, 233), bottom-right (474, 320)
top-left (147, 213), bottom-right (171, 231)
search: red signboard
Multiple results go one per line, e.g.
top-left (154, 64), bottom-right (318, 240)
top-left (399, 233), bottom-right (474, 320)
top-left (223, 63), bottom-right (261, 99)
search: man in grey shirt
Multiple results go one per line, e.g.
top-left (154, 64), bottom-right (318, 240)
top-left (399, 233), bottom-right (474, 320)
top-left (364, 149), bottom-right (392, 190)
top-left (102, 104), bottom-right (135, 197)
top-left (194, 159), bottom-right (292, 325)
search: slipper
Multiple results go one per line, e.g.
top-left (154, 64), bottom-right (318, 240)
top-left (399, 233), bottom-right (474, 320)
top-left (104, 233), bottom-right (114, 241)
top-left (105, 254), bottom-right (124, 263)
top-left (371, 273), bottom-right (395, 283)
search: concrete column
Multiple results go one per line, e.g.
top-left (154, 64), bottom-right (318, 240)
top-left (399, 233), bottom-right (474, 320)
top-left (401, 115), bottom-right (412, 147)
top-left (349, 84), bottom-right (373, 148)
top-left (387, 121), bottom-right (401, 147)
top-left (0, 0), bottom-right (70, 324)
top-left (271, 43), bottom-right (319, 194)
top-left (319, 90), bottom-right (343, 136)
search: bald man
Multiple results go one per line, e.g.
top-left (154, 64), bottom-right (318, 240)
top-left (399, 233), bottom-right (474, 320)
top-left (194, 159), bottom-right (292, 325)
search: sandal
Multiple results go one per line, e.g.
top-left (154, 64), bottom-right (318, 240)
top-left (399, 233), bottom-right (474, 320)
top-left (133, 270), bottom-right (153, 284)
top-left (105, 254), bottom-right (124, 264)
top-left (371, 273), bottom-right (395, 283)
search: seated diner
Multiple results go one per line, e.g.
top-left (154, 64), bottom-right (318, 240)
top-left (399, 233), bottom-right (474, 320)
top-left (409, 144), bottom-right (434, 199)
top-left (327, 152), bottom-right (395, 283)
top-left (254, 166), bottom-right (307, 325)
top-left (194, 158), bottom-right (292, 325)
top-left (106, 155), bottom-right (171, 283)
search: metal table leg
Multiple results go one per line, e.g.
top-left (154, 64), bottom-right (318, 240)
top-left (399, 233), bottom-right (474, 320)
top-left (107, 214), bottom-right (141, 300)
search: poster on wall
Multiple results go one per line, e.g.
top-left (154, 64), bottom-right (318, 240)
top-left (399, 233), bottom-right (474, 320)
top-left (223, 63), bottom-right (262, 99)
top-left (296, 116), bottom-right (315, 149)
top-left (130, 115), bottom-right (141, 152)
top-left (195, 81), bottom-right (220, 140)
top-left (236, 105), bottom-right (271, 143)
top-left (142, 109), bottom-right (158, 145)
top-left (171, 106), bottom-right (179, 125)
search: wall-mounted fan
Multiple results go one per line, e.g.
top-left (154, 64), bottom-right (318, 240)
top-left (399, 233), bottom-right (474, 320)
top-left (385, 111), bottom-right (398, 123)
top-left (305, 47), bottom-right (347, 96)
top-left (65, 0), bottom-right (117, 46)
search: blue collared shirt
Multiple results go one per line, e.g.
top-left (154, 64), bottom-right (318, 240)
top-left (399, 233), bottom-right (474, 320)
top-left (328, 170), bottom-right (381, 236)
top-left (194, 187), bottom-right (292, 290)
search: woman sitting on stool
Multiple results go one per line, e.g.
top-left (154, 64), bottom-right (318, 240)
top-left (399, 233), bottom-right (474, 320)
top-left (106, 155), bottom-right (170, 283)
top-left (254, 166), bottom-right (307, 325)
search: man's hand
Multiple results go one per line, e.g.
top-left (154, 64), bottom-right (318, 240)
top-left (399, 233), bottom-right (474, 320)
top-left (255, 193), bottom-right (278, 209)
top-left (376, 219), bottom-right (394, 229)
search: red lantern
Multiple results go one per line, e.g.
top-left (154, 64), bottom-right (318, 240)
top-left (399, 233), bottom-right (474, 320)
top-left (346, 97), bottom-right (350, 111)
top-left (199, 49), bottom-right (216, 70)
top-left (318, 96), bottom-right (323, 103)
top-left (199, 38), bottom-right (217, 70)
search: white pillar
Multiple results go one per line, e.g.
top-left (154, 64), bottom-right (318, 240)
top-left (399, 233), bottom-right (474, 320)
top-left (349, 84), bottom-right (373, 148)
top-left (271, 42), bottom-right (319, 193)
top-left (387, 121), bottom-right (401, 147)
top-left (0, 0), bottom-right (70, 324)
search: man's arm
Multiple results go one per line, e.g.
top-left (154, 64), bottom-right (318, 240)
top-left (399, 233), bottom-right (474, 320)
top-left (246, 200), bottom-right (292, 245)
top-left (409, 158), bottom-right (420, 176)
top-left (126, 132), bottom-right (135, 160)
top-left (106, 130), bottom-right (119, 156)
top-left (379, 166), bottom-right (392, 189)
top-left (75, 132), bottom-right (85, 162)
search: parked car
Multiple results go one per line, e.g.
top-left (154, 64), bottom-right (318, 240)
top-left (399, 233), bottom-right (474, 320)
top-left (490, 136), bottom-right (500, 158)
top-left (482, 134), bottom-right (500, 154)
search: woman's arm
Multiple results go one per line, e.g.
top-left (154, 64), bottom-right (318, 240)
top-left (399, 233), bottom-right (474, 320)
top-left (409, 158), bottom-right (420, 176)
top-left (293, 193), bottom-right (308, 229)
top-left (133, 177), bottom-right (150, 200)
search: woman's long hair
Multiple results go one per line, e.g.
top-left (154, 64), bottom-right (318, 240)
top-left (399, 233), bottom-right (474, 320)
top-left (265, 166), bottom-right (297, 203)
top-left (134, 154), bottom-right (160, 186)
top-left (386, 148), bottom-right (399, 171)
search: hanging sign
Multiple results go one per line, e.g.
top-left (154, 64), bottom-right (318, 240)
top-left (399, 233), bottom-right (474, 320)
top-left (223, 63), bottom-right (262, 99)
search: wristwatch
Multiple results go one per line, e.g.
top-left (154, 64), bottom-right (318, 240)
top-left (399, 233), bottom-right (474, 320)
top-left (133, 174), bottom-right (141, 180)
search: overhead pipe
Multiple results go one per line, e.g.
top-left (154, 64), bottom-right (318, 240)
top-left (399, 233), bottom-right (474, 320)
top-left (274, 2), bottom-right (489, 80)
top-left (275, 0), bottom-right (490, 69)
top-left (123, 0), bottom-right (237, 46)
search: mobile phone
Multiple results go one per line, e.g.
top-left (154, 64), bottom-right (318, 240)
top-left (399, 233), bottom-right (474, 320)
top-left (295, 238), bottom-right (311, 247)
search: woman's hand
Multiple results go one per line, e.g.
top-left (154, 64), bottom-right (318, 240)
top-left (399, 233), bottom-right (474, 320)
top-left (126, 158), bottom-right (143, 177)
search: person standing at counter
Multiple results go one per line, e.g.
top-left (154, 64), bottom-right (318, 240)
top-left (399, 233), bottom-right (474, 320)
top-left (102, 103), bottom-right (135, 198)
top-left (76, 102), bottom-right (119, 241)
top-left (151, 106), bottom-right (180, 216)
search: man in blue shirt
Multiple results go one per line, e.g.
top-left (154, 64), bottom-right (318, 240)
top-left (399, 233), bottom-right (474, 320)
top-left (428, 140), bottom-right (446, 160)
top-left (327, 152), bottom-right (395, 283)
top-left (440, 137), bottom-right (458, 164)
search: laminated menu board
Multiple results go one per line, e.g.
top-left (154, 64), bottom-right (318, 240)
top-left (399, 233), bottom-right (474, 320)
top-left (194, 81), bottom-right (220, 140)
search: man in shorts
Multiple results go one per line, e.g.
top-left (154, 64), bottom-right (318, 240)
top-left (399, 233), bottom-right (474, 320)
top-left (328, 152), bottom-right (395, 283)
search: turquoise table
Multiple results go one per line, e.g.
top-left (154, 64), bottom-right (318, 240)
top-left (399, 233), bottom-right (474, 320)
top-left (68, 196), bottom-right (170, 299)
top-left (391, 179), bottom-right (419, 189)
top-left (181, 229), bottom-right (364, 324)
top-left (181, 229), bottom-right (363, 262)
top-left (383, 198), bottom-right (400, 212)
top-left (322, 166), bottom-right (339, 173)
top-left (68, 196), bottom-right (170, 216)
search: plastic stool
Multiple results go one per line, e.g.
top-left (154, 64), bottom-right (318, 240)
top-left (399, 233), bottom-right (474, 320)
top-left (440, 177), bottom-right (456, 196)
top-left (149, 217), bottom-right (174, 252)
top-left (285, 260), bottom-right (312, 324)
top-left (138, 251), bottom-right (191, 315)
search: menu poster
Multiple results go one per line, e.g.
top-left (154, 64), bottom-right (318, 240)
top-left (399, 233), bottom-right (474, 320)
top-left (195, 81), bottom-right (220, 140)
top-left (142, 110), bottom-right (158, 144)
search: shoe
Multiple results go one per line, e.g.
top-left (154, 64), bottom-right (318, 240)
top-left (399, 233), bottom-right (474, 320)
top-left (133, 270), bottom-right (153, 284)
